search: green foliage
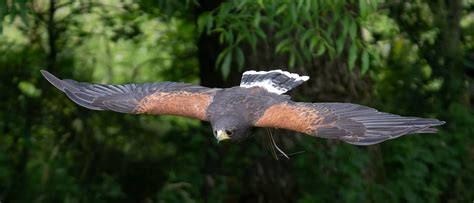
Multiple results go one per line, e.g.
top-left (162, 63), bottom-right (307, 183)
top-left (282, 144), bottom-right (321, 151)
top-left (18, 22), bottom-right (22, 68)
top-left (0, 0), bottom-right (29, 33)
top-left (0, 0), bottom-right (473, 202)
top-left (199, 0), bottom-right (379, 77)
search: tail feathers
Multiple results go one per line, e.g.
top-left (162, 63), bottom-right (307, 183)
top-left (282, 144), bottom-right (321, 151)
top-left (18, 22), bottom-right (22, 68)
top-left (240, 69), bottom-right (309, 94)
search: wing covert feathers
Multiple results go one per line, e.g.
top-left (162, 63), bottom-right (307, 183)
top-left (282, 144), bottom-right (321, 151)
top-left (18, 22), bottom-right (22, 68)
top-left (255, 102), bottom-right (445, 145)
top-left (41, 70), bottom-right (215, 121)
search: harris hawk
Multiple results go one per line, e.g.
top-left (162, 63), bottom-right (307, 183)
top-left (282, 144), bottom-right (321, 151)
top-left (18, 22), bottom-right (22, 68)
top-left (41, 69), bottom-right (444, 145)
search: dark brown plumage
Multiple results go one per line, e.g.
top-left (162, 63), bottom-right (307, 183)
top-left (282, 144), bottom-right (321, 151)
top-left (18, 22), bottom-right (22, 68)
top-left (41, 69), bottom-right (445, 145)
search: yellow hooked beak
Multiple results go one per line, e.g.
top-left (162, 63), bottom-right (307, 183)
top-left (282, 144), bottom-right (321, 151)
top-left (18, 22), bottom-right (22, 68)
top-left (216, 130), bottom-right (231, 143)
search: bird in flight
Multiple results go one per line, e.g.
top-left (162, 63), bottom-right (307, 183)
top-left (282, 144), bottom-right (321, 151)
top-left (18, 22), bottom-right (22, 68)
top-left (41, 69), bottom-right (444, 145)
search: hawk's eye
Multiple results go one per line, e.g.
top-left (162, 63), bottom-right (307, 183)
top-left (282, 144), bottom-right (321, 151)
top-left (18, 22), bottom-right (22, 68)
top-left (225, 130), bottom-right (233, 136)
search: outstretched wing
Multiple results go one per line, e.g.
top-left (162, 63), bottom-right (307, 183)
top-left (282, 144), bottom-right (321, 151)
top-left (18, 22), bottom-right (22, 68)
top-left (254, 102), bottom-right (445, 145)
top-left (41, 70), bottom-right (218, 121)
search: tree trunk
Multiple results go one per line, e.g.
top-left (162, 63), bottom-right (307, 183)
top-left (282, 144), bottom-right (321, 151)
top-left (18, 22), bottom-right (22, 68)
top-left (47, 0), bottom-right (57, 73)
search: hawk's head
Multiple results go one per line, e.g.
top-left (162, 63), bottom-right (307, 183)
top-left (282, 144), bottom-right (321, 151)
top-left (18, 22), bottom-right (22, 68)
top-left (211, 116), bottom-right (251, 142)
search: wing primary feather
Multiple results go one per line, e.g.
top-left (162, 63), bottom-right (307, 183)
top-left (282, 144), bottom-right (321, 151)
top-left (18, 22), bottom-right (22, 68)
top-left (41, 70), bottom-right (215, 120)
top-left (41, 70), bottom-right (80, 92)
top-left (63, 89), bottom-right (104, 110)
top-left (255, 102), bottom-right (445, 145)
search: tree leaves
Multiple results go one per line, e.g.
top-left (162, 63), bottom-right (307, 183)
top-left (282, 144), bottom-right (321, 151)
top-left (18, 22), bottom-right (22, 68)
top-left (18, 81), bottom-right (41, 98)
top-left (221, 50), bottom-right (232, 78)
top-left (0, 0), bottom-right (30, 33)
top-left (348, 43), bottom-right (358, 70)
top-left (361, 49), bottom-right (370, 74)
top-left (201, 0), bottom-right (374, 77)
top-left (236, 47), bottom-right (245, 69)
top-left (197, 12), bottom-right (213, 34)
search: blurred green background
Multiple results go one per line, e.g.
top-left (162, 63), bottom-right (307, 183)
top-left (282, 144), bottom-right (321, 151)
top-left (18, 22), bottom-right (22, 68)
top-left (0, 0), bottom-right (473, 202)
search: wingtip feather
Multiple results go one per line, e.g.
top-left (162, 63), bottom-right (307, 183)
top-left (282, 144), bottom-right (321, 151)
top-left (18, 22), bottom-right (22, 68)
top-left (41, 70), bottom-right (66, 91)
top-left (64, 89), bottom-right (104, 111)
